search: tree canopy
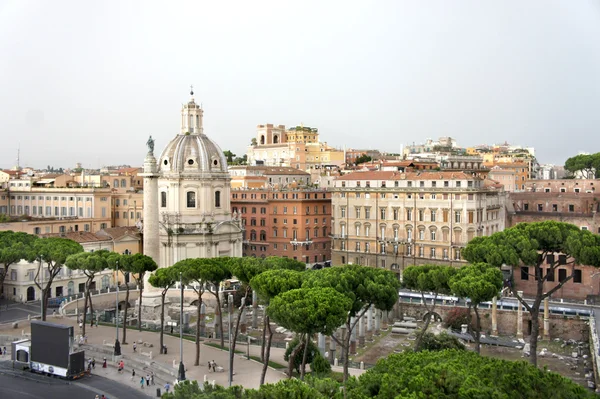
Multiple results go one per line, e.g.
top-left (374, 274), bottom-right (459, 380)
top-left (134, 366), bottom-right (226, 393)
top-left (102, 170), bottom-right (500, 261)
top-left (463, 220), bottom-right (600, 365)
top-left (354, 154), bottom-right (372, 165)
top-left (564, 152), bottom-right (600, 178)
top-left (0, 231), bottom-right (38, 293)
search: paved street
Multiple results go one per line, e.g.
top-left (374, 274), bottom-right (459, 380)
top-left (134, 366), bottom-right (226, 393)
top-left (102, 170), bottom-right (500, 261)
top-left (0, 360), bottom-right (150, 399)
top-left (0, 299), bottom-right (43, 324)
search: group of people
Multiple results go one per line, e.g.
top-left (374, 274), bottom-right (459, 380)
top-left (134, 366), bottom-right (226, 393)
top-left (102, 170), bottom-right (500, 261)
top-left (137, 371), bottom-right (155, 389)
top-left (87, 357), bottom-right (96, 372)
top-left (207, 360), bottom-right (218, 372)
top-left (94, 395), bottom-right (107, 399)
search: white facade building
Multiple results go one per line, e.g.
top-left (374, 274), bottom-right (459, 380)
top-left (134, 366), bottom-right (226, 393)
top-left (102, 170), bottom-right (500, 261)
top-left (142, 92), bottom-right (243, 273)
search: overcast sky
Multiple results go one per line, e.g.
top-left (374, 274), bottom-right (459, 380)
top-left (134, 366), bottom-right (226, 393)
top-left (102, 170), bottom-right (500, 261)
top-left (1, 1), bottom-right (599, 170)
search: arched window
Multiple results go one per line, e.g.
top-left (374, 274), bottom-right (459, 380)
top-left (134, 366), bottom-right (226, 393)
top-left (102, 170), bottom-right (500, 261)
top-left (250, 230), bottom-right (257, 241)
top-left (260, 135), bottom-right (265, 145)
top-left (121, 179), bottom-right (127, 188)
top-left (273, 135), bottom-right (279, 144)
top-left (186, 191), bottom-right (196, 208)
top-left (215, 191), bottom-right (221, 208)
top-left (161, 192), bottom-right (167, 208)
top-left (260, 230), bottom-right (266, 241)
top-left (113, 179), bottom-right (119, 188)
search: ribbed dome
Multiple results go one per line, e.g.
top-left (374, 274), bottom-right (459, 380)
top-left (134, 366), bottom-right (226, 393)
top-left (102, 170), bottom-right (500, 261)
top-left (158, 133), bottom-right (228, 176)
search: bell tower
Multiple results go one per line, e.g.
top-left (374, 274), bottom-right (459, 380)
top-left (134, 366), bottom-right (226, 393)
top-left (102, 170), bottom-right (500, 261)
top-left (181, 86), bottom-right (204, 135)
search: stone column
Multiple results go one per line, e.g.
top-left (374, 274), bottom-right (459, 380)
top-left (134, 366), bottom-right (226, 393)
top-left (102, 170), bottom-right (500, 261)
top-left (516, 291), bottom-right (524, 339)
top-left (367, 306), bottom-right (373, 332)
top-left (318, 333), bottom-right (326, 356)
top-left (491, 296), bottom-right (498, 336)
top-left (543, 296), bottom-right (550, 340)
top-left (251, 291), bottom-right (258, 329)
top-left (199, 303), bottom-right (206, 337)
top-left (329, 332), bottom-right (337, 364)
top-left (382, 310), bottom-right (389, 330)
top-left (140, 151), bottom-right (161, 295)
top-left (240, 308), bottom-right (247, 334)
top-left (358, 315), bottom-right (365, 347)
top-left (338, 326), bottom-right (347, 364)
top-left (374, 310), bottom-right (381, 335)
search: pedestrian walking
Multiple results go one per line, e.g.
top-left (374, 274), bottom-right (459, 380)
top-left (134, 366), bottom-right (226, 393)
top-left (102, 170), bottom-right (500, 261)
top-left (140, 376), bottom-right (145, 389)
top-left (164, 382), bottom-right (170, 393)
top-left (212, 360), bottom-right (216, 372)
top-left (92, 358), bottom-right (96, 369)
top-left (131, 369), bottom-right (136, 381)
top-left (102, 357), bottom-right (107, 368)
top-left (208, 361), bottom-right (212, 372)
top-left (151, 371), bottom-right (155, 385)
top-left (146, 374), bottom-right (150, 387)
top-left (133, 342), bottom-right (137, 353)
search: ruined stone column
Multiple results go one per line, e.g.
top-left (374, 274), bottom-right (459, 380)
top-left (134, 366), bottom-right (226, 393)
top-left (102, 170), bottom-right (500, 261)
top-left (329, 332), bottom-right (337, 365)
top-left (367, 306), bottom-right (373, 332)
top-left (199, 303), bottom-right (206, 337)
top-left (358, 315), bottom-right (365, 347)
top-left (491, 296), bottom-right (498, 336)
top-left (252, 291), bottom-right (258, 329)
top-left (543, 296), bottom-right (550, 340)
top-left (339, 326), bottom-right (347, 364)
top-left (516, 291), bottom-right (524, 339)
top-left (240, 308), bottom-right (247, 334)
top-left (318, 333), bottom-right (326, 356)
top-left (382, 310), bottom-right (389, 330)
top-left (374, 310), bottom-right (381, 336)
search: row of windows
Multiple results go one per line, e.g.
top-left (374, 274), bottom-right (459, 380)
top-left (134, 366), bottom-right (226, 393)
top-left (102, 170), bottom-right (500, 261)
top-left (340, 207), bottom-right (487, 224)
top-left (32, 223), bottom-right (95, 234)
top-left (5, 195), bottom-right (94, 201)
top-left (337, 246), bottom-right (462, 262)
top-left (337, 223), bottom-right (482, 243)
top-left (232, 192), bottom-right (327, 200)
top-left (241, 217), bottom-right (328, 226)
top-left (245, 243), bottom-right (328, 252)
top-left (160, 191), bottom-right (221, 209)
top-left (233, 206), bottom-right (329, 215)
top-left (4, 205), bottom-right (96, 218)
top-left (340, 192), bottom-right (477, 201)
top-left (246, 227), bottom-right (329, 240)
top-left (340, 180), bottom-right (478, 189)
top-left (114, 211), bottom-right (142, 219)
top-left (520, 267), bottom-right (582, 283)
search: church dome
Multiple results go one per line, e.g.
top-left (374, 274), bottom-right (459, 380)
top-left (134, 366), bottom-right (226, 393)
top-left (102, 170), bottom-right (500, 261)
top-left (158, 96), bottom-right (228, 176)
top-left (159, 133), bottom-right (228, 175)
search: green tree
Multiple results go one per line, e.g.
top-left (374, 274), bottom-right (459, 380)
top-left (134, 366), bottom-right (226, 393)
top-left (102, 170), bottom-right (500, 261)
top-left (148, 265), bottom-right (179, 355)
top-left (0, 231), bottom-right (38, 298)
top-left (127, 253), bottom-right (158, 331)
top-left (261, 256), bottom-right (306, 272)
top-left (283, 336), bottom-right (318, 376)
top-left (402, 264), bottom-right (456, 348)
top-left (105, 253), bottom-right (135, 344)
top-left (223, 150), bottom-right (236, 164)
top-left (463, 221), bottom-right (600, 366)
top-left (199, 257), bottom-right (232, 348)
top-left (449, 263), bottom-right (503, 353)
top-left (30, 237), bottom-right (83, 320)
top-left (251, 138), bottom-right (257, 146)
top-left (414, 331), bottom-right (465, 352)
top-left (303, 265), bottom-right (400, 386)
top-left (354, 154), bottom-right (372, 165)
top-left (269, 287), bottom-right (352, 379)
top-left (228, 257), bottom-right (265, 373)
top-left (250, 269), bottom-right (304, 385)
top-left (347, 350), bottom-right (595, 398)
top-left (564, 153), bottom-right (600, 179)
top-left (65, 251), bottom-right (109, 336)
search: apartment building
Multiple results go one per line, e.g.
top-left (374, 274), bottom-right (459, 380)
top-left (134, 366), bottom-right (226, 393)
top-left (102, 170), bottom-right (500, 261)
top-left (330, 171), bottom-right (507, 277)
top-left (0, 184), bottom-right (113, 234)
top-left (229, 166), bottom-right (311, 189)
top-left (231, 188), bottom-right (332, 265)
top-left (507, 179), bottom-right (600, 301)
top-left (247, 124), bottom-right (345, 170)
top-left (2, 226), bottom-right (141, 303)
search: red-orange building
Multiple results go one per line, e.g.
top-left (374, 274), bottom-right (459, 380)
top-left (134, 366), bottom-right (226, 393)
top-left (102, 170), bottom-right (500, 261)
top-left (231, 188), bottom-right (332, 265)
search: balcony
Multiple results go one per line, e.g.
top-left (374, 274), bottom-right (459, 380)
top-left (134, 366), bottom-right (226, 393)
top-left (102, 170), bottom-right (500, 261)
top-left (290, 239), bottom-right (313, 245)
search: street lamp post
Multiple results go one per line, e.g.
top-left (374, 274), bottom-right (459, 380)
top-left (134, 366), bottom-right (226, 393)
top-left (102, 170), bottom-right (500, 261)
top-left (114, 260), bottom-right (121, 356)
top-left (228, 294), bottom-right (233, 387)
top-left (178, 272), bottom-right (186, 381)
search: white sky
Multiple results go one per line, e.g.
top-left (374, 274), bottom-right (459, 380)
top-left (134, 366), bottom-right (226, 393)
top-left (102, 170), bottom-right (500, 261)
top-left (1, 0), bottom-right (599, 169)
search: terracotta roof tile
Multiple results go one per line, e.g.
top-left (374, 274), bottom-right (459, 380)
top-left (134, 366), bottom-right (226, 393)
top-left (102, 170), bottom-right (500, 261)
top-left (97, 226), bottom-right (140, 240)
top-left (40, 231), bottom-right (111, 243)
top-left (336, 171), bottom-right (478, 181)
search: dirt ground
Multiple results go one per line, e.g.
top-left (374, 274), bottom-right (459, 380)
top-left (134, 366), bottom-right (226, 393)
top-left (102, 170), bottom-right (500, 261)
top-left (351, 321), bottom-right (593, 388)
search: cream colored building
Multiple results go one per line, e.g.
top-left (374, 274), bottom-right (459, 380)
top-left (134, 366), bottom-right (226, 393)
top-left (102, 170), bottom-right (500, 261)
top-left (229, 165), bottom-right (311, 189)
top-left (3, 227), bottom-right (141, 303)
top-left (247, 124), bottom-right (345, 171)
top-left (331, 171), bottom-right (507, 278)
top-left (0, 186), bottom-right (113, 234)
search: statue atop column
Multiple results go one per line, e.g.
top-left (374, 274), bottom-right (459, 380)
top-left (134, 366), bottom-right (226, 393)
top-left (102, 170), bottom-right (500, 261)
top-left (146, 135), bottom-right (155, 155)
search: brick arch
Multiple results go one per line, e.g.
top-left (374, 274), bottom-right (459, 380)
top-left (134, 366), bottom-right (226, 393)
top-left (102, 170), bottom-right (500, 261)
top-left (422, 311), bottom-right (443, 322)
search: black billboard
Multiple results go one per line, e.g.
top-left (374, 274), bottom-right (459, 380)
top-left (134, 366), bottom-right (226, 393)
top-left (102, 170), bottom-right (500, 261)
top-left (31, 320), bottom-right (72, 369)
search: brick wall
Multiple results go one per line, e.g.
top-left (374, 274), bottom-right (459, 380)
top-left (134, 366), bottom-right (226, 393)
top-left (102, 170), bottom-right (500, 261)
top-left (399, 302), bottom-right (588, 341)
